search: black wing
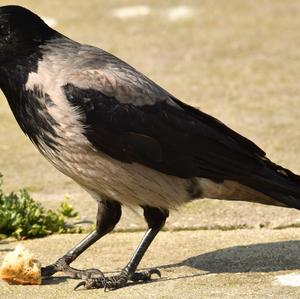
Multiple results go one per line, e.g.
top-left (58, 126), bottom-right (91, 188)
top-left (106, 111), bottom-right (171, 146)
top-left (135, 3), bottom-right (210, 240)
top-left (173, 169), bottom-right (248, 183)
top-left (63, 64), bottom-right (267, 181)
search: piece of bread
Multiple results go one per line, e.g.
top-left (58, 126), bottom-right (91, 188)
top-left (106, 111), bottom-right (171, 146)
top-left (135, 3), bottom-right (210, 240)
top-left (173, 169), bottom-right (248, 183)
top-left (0, 244), bottom-right (41, 285)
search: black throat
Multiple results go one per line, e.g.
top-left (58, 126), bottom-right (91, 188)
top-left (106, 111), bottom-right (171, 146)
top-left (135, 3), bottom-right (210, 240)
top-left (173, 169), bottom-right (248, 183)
top-left (0, 40), bottom-right (60, 151)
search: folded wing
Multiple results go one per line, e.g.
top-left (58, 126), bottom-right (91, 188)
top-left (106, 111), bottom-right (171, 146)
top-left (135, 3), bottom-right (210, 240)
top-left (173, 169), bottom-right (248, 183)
top-left (62, 59), bottom-right (269, 182)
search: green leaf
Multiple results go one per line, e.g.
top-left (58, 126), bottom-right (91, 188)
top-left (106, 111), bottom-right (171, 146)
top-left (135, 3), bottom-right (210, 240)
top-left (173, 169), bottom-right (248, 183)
top-left (0, 173), bottom-right (84, 239)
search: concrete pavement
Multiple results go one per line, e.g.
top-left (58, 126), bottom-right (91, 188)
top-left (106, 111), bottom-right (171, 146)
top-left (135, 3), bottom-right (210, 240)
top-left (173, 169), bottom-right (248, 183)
top-left (1, 228), bottom-right (300, 298)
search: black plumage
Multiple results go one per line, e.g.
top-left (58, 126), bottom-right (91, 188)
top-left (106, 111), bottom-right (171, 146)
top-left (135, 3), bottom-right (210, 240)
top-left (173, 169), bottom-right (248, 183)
top-left (63, 83), bottom-right (300, 208)
top-left (1, 5), bottom-right (300, 290)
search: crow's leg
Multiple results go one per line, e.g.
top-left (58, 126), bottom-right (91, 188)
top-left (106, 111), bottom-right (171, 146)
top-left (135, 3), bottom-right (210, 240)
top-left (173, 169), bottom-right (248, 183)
top-left (42, 199), bottom-right (121, 279)
top-left (75, 206), bottom-right (169, 290)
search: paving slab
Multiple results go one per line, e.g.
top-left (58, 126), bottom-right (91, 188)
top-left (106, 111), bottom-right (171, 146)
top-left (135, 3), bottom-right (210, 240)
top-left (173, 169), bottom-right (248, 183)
top-left (1, 229), bottom-right (300, 298)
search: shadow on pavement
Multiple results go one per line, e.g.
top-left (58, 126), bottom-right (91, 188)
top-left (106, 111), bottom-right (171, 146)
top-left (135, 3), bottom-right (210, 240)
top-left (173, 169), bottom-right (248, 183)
top-left (0, 240), bottom-right (14, 252)
top-left (0, 248), bottom-right (13, 252)
top-left (42, 276), bottom-right (68, 285)
top-left (40, 240), bottom-right (300, 286)
top-left (160, 240), bottom-right (300, 274)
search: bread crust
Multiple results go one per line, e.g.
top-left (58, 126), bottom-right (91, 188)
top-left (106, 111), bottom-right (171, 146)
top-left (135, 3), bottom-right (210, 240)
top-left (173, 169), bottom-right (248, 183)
top-left (0, 245), bottom-right (41, 285)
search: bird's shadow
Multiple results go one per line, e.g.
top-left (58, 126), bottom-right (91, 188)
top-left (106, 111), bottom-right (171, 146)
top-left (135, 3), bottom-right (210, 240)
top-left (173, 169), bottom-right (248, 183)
top-left (43, 240), bottom-right (300, 286)
top-left (158, 240), bottom-right (300, 274)
top-left (42, 276), bottom-right (68, 285)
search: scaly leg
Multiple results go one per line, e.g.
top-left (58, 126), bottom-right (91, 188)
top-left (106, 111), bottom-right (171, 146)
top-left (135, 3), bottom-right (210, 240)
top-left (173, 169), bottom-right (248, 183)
top-left (42, 199), bottom-right (121, 279)
top-left (75, 206), bottom-right (169, 290)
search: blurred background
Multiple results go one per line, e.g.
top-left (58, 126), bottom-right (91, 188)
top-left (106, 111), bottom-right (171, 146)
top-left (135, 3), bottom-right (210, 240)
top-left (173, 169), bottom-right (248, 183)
top-left (0, 0), bottom-right (300, 230)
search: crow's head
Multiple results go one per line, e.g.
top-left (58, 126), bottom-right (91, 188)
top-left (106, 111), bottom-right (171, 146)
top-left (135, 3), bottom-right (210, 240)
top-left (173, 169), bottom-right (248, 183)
top-left (0, 6), bottom-right (55, 64)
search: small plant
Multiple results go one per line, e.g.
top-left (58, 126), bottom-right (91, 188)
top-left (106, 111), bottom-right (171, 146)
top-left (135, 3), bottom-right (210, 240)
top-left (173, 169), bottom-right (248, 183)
top-left (58, 195), bottom-right (79, 218)
top-left (0, 174), bottom-right (82, 240)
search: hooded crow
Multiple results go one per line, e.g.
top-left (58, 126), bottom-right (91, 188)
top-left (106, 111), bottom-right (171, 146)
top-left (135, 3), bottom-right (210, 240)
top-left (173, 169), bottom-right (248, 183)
top-left (1, 5), bottom-right (300, 290)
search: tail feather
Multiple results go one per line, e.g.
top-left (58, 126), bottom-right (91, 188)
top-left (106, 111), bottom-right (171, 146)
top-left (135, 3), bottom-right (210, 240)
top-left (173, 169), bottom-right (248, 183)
top-left (241, 158), bottom-right (300, 209)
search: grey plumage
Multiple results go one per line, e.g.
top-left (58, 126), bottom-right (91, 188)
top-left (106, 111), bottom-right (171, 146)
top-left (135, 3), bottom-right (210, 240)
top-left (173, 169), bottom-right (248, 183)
top-left (23, 38), bottom-right (277, 209)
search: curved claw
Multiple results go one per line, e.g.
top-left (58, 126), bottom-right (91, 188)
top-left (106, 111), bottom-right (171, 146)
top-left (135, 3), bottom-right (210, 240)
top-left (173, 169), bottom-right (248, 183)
top-left (130, 268), bottom-right (161, 282)
top-left (148, 268), bottom-right (161, 278)
top-left (74, 281), bottom-right (86, 290)
top-left (74, 277), bottom-right (107, 290)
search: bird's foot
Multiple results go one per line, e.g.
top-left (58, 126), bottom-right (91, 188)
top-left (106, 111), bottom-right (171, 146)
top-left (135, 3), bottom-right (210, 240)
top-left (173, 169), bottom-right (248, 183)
top-left (74, 268), bottom-right (161, 290)
top-left (41, 257), bottom-right (103, 279)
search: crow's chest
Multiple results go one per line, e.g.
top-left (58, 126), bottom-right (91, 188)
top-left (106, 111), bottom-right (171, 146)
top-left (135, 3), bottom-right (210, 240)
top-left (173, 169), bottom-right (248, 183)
top-left (17, 87), bottom-right (61, 151)
top-left (6, 82), bottom-right (86, 165)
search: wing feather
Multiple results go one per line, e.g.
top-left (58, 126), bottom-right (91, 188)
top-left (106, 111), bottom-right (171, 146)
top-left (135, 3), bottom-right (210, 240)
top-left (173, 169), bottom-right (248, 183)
top-left (63, 57), bottom-right (266, 180)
